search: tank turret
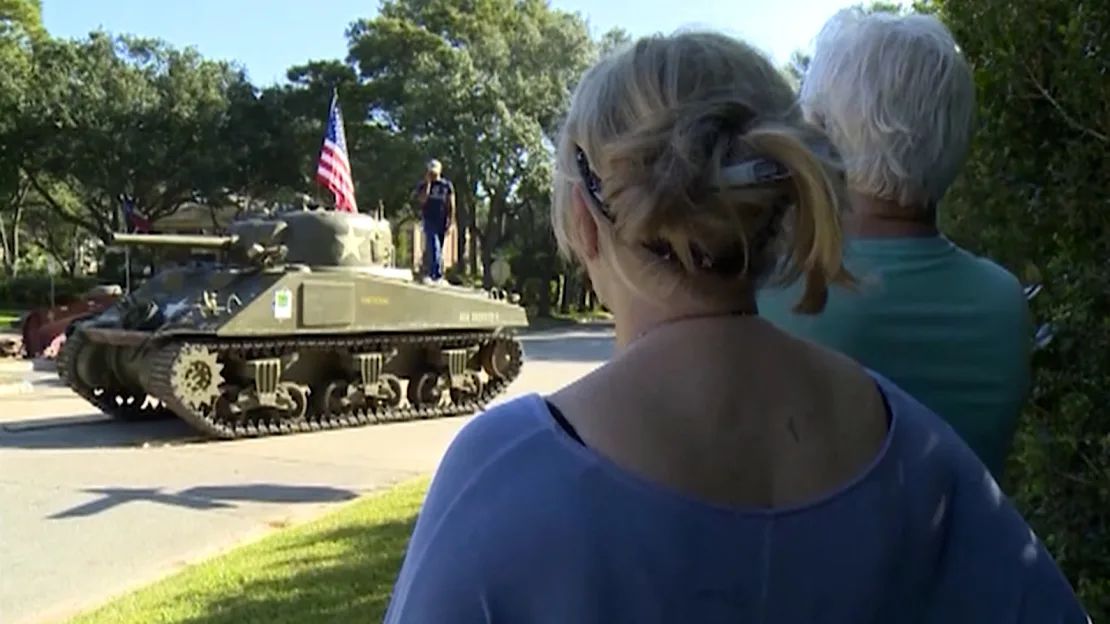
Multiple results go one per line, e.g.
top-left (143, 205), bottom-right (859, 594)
top-left (58, 209), bottom-right (527, 440)
top-left (114, 210), bottom-right (397, 270)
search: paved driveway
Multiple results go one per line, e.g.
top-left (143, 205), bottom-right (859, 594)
top-left (0, 325), bottom-right (613, 624)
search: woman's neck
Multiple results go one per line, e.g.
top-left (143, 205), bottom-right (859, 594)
top-left (847, 192), bottom-right (939, 238)
top-left (614, 293), bottom-right (758, 351)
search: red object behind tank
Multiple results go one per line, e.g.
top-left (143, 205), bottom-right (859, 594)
top-left (20, 293), bottom-right (120, 359)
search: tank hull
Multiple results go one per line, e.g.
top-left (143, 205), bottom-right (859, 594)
top-left (58, 209), bottom-right (530, 440)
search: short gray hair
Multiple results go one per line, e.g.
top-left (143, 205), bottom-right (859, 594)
top-left (800, 9), bottom-right (976, 207)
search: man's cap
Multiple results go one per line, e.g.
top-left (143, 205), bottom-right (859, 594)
top-left (426, 159), bottom-right (442, 172)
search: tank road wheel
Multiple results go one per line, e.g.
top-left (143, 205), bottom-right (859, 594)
top-left (480, 337), bottom-right (523, 381)
top-left (450, 371), bottom-right (484, 406)
top-left (407, 372), bottom-right (445, 409)
top-left (321, 381), bottom-right (350, 414)
top-left (170, 345), bottom-right (224, 412)
top-left (278, 382), bottom-right (310, 421)
top-left (379, 374), bottom-right (403, 408)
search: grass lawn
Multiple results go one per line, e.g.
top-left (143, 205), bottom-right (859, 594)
top-left (70, 477), bottom-right (430, 624)
top-left (553, 309), bottom-right (613, 323)
top-left (0, 308), bottom-right (24, 328)
top-left (528, 309), bottom-right (613, 331)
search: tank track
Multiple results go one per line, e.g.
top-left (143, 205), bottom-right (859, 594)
top-left (144, 329), bottom-right (523, 439)
top-left (56, 328), bottom-right (174, 421)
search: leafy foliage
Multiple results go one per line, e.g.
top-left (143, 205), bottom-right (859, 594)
top-left (343, 0), bottom-right (612, 283)
top-left (0, 0), bottom-right (625, 311)
top-left (23, 33), bottom-right (248, 240)
top-left (0, 273), bottom-right (99, 307)
top-left (926, 0), bottom-right (1110, 617)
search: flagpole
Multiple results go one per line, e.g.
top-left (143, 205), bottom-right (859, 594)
top-left (313, 87), bottom-right (340, 210)
top-left (124, 246), bottom-right (131, 294)
top-left (328, 86), bottom-right (338, 210)
top-left (118, 196), bottom-right (132, 294)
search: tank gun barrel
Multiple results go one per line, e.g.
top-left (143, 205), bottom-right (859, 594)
top-left (112, 232), bottom-right (239, 250)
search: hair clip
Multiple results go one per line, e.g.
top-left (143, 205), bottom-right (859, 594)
top-left (573, 145), bottom-right (617, 222)
top-left (718, 158), bottom-right (791, 188)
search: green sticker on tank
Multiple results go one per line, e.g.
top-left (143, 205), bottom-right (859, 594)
top-left (273, 287), bottom-right (293, 319)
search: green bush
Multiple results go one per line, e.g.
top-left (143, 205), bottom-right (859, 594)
top-left (931, 0), bottom-right (1109, 617)
top-left (0, 273), bottom-right (102, 309)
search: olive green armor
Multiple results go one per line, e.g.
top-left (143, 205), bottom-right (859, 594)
top-left (58, 209), bottom-right (527, 439)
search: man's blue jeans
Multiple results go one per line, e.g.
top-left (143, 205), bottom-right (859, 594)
top-left (423, 221), bottom-right (445, 280)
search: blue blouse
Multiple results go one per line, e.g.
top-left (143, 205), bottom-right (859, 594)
top-left (385, 372), bottom-right (1087, 624)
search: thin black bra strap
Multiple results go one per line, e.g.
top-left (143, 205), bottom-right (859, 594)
top-left (545, 400), bottom-right (585, 446)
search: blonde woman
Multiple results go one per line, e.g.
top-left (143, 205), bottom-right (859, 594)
top-left (385, 32), bottom-right (1086, 623)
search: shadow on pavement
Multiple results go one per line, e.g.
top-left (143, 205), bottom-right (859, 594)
top-left (0, 414), bottom-right (201, 450)
top-left (49, 483), bottom-right (359, 519)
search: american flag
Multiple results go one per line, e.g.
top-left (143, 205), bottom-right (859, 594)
top-left (315, 90), bottom-right (358, 213)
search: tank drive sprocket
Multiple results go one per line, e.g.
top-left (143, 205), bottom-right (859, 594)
top-left (168, 344), bottom-right (224, 411)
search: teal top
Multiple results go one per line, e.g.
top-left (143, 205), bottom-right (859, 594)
top-left (757, 236), bottom-right (1031, 478)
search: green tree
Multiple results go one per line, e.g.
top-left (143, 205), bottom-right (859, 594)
top-left (219, 81), bottom-right (311, 207)
top-left (925, 0), bottom-right (1110, 617)
top-left (20, 33), bottom-right (251, 242)
top-left (597, 26), bottom-right (631, 57)
top-left (865, 1), bottom-right (906, 13)
top-left (0, 0), bottom-right (44, 272)
top-left (781, 50), bottom-right (811, 89)
top-left (345, 0), bottom-right (601, 284)
top-left (0, 0), bottom-right (43, 40)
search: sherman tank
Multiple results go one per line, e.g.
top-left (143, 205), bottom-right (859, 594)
top-left (57, 209), bottom-right (528, 439)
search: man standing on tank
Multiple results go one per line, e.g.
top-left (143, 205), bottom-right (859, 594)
top-left (412, 159), bottom-right (454, 284)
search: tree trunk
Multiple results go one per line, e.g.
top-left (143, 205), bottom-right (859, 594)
top-left (13, 204), bottom-right (21, 274)
top-left (555, 273), bottom-right (566, 315)
top-left (467, 224), bottom-right (479, 275)
top-left (560, 271), bottom-right (576, 314)
top-left (455, 194), bottom-right (469, 275)
top-left (1, 190), bottom-right (26, 275)
top-left (480, 241), bottom-right (495, 289)
top-left (578, 275), bottom-right (594, 311)
top-left (0, 214), bottom-right (10, 275)
top-left (478, 189), bottom-right (509, 289)
top-left (537, 275), bottom-right (553, 317)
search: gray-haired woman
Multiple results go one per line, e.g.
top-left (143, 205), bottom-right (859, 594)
top-left (758, 9), bottom-right (1032, 480)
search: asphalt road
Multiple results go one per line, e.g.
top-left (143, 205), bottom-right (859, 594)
top-left (0, 325), bottom-right (614, 624)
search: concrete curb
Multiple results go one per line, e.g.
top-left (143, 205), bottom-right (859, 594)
top-left (526, 317), bottom-right (615, 332)
top-left (0, 358), bottom-right (59, 396)
top-left (0, 379), bottom-right (35, 396)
